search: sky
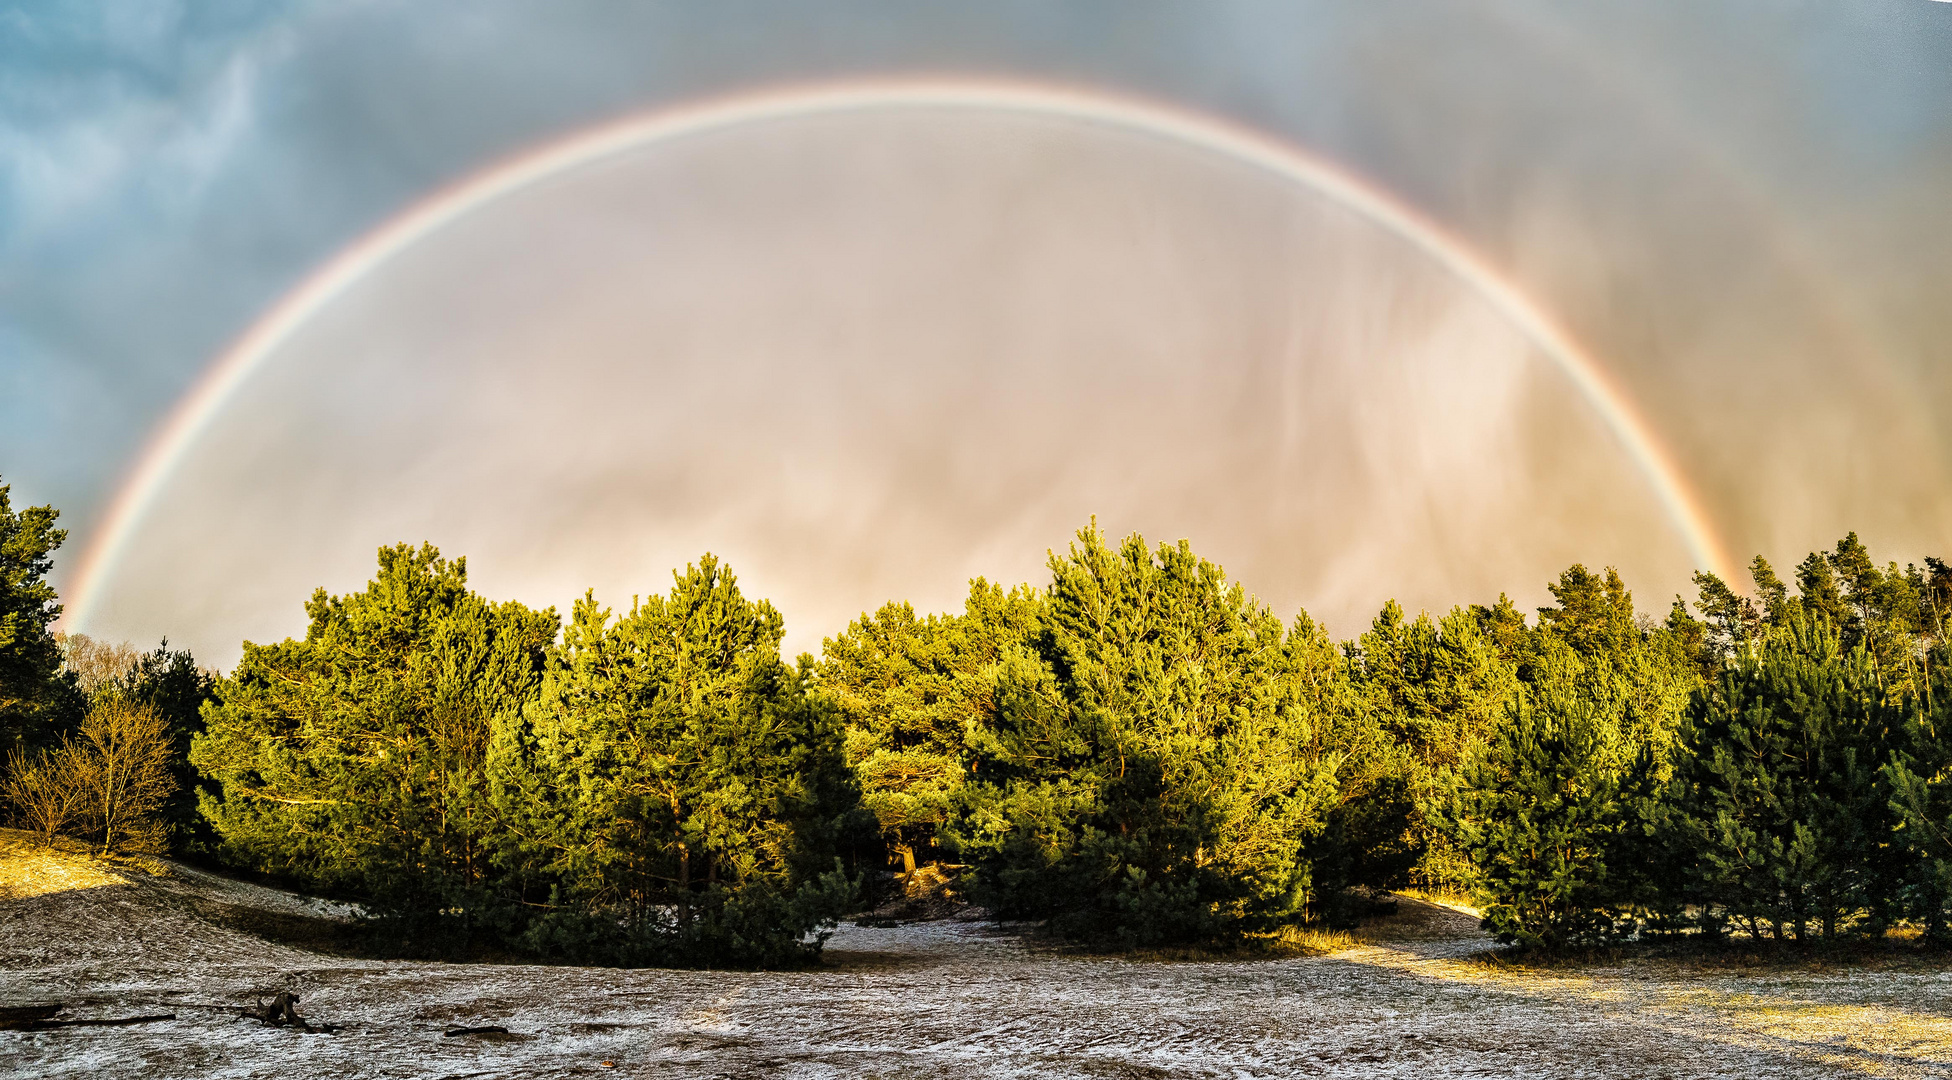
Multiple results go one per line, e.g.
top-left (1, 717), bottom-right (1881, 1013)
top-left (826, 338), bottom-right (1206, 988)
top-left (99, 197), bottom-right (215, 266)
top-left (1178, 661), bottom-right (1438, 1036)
top-left (5, 1), bottom-right (1952, 666)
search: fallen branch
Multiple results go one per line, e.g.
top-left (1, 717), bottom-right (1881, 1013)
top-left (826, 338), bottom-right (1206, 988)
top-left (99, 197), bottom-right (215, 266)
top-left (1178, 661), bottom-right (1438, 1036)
top-left (8, 1014), bottom-right (175, 1031)
top-left (0, 1006), bottom-right (63, 1031)
top-left (444, 1025), bottom-right (511, 1037)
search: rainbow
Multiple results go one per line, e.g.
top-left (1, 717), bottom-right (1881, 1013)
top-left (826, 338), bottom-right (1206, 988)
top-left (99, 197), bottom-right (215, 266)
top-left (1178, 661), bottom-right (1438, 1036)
top-left (64, 76), bottom-right (1737, 631)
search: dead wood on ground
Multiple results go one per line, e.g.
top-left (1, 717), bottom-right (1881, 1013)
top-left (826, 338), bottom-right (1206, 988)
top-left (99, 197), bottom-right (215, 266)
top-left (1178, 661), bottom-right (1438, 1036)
top-left (0, 1005), bottom-right (175, 1032)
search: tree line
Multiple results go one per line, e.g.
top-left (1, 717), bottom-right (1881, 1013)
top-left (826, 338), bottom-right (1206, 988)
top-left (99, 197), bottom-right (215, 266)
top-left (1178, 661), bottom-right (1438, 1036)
top-left (4, 474), bottom-right (1951, 962)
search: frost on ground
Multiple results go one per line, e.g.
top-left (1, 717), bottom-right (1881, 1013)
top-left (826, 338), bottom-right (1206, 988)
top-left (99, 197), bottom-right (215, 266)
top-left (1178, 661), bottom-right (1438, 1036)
top-left (4, 832), bottom-right (1951, 1080)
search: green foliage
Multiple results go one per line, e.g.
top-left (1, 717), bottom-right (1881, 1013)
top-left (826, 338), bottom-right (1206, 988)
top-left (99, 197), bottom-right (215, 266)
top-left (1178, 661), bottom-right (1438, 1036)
top-left (12, 464), bottom-right (1931, 961)
top-left (194, 543), bottom-right (558, 948)
top-left (816, 581), bottom-right (1043, 874)
top-left (1886, 683), bottom-right (1952, 940)
top-left (1658, 614), bottom-right (1905, 940)
top-left (949, 525), bottom-right (1359, 946)
top-left (1885, 700), bottom-right (1952, 940)
top-left (1690, 570), bottom-right (1756, 666)
top-left (1349, 601), bottom-right (1518, 890)
top-left (102, 642), bottom-right (217, 856)
top-left (1538, 565), bottom-right (1638, 660)
top-left (488, 555), bottom-right (861, 966)
top-left (0, 479), bottom-right (84, 757)
top-left (196, 545), bottom-right (855, 966)
top-left (1439, 648), bottom-right (1633, 950)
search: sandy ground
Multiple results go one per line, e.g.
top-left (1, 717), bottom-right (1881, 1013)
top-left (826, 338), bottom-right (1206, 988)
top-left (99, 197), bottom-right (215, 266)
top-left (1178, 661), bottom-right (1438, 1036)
top-left (4, 832), bottom-right (1952, 1079)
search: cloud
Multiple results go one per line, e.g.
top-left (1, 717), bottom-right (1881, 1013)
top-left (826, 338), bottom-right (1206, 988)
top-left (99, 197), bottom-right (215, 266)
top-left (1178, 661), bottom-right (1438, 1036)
top-left (7, 0), bottom-right (1952, 663)
top-left (81, 107), bottom-right (1690, 666)
top-left (0, 2), bottom-right (297, 254)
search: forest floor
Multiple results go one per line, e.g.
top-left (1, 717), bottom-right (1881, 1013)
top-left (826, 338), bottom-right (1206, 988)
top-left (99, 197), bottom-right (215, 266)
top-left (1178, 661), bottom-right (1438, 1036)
top-left (5, 830), bottom-right (1952, 1079)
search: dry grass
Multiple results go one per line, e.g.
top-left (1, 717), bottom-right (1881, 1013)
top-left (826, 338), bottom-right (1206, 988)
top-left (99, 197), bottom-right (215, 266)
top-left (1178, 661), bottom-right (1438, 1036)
top-left (1247, 923), bottom-right (1364, 955)
top-left (0, 832), bottom-right (128, 901)
top-left (1390, 886), bottom-right (1481, 916)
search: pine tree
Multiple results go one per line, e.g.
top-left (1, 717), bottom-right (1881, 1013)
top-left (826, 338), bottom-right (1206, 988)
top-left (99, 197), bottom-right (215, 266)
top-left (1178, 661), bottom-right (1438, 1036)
top-left (1439, 647), bottom-right (1630, 951)
top-left (1665, 595), bottom-right (1713, 683)
top-left (816, 580), bottom-right (1043, 879)
top-left (1751, 557), bottom-right (1791, 625)
top-left (1538, 565), bottom-right (1637, 661)
top-left (951, 524), bottom-right (1357, 945)
top-left (1469, 593), bottom-right (1530, 667)
top-left (1659, 615), bottom-right (1903, 940)
top-left (194, 544), bottom-right (558, 949)
top-left (1795, 552), bottom-right (1849, 640)
top-left (1535, 563), bottom-right (1697, 768)
top-left (1883, 648), bottom-right (1952, 941)
top-left (1351, 601), bottom-right (1519, 891)
top-left (1691, 571), bottom-right (1756, 663)
top-left (0, 480), bottom-right (84, 757)
top-left (488, 555), bottom-right (859, 967)
top-left (105, 642), bottom-right (216, 856)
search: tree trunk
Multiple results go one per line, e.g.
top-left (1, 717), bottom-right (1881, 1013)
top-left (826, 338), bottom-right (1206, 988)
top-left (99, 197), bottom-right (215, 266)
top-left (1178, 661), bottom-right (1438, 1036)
top-left (677, 843), bottom-right (691, 927)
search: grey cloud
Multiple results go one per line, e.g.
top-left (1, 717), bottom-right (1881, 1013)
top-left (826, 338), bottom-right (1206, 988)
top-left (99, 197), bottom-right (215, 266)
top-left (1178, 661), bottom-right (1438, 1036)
top-left (5, 0), bottom-right (1951, 661)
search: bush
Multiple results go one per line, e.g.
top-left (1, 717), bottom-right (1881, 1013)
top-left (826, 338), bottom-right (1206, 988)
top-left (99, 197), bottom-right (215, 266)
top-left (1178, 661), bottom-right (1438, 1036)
top-left (1, 745), bottom-right (79, 843)
top-left (1658, 616), bottom-right (1904, 941)
top-left (68, 700), bottom-right (177, 855)
top-left (1440, 659), bottom-right (1631, 951)
top-left (3, 700), bottom-right (175, 853)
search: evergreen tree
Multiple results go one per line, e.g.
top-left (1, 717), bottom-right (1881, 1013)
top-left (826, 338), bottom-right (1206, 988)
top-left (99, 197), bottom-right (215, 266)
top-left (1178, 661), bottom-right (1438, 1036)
top-left (1920, 557), bottom-right (1952, 642)
top-left (0, 480), bottom-right (84, 757)
top-left (1691, 570), bottom-right (1756, 663)
top-left (1439, 647), bottom-right (1631, 951)
top-left (1536, 563), bottom-right (1697, 767)
top-left (1658, 614), bottom-right (1904, 940)
top-left (1751, 557), bottom-right (1790, 625)
top-left (1883, 652), bottom-right (1952, 940)
top-left (1538, 565), bottom-right (1637, 661)
top-left (194, 544), bottom-right (558, 949)
top-left (1829, 533), bottom-right (1882, 637)
top-left (1469, 593), bottom-right (1530, 667)
top-left (1299, 611), bottom-right (1417, 917)
top-left (1795, 552), bottom-right (1849, 638)
top-left (1886, 738), bottom-right (1951, 940)
top-left (951, 525), bottom-right (1355, 945)
top-left (106, 642), bottom-right (216, 856)
top-left (1351, 601), bottom-right (1519, 890)
top-left (817, 580), bottom-right (1043, 877)
top-left (1665, 595), bottom-right (1713, 683)
top-left (488, 555), bottom-right (858, 967)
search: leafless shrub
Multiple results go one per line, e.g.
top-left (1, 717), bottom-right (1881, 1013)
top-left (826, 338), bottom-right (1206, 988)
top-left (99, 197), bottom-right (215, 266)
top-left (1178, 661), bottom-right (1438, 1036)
top-left (68, 700), bottom-right (177, 855)
top-left (1, 746), bottom-right (81, 844)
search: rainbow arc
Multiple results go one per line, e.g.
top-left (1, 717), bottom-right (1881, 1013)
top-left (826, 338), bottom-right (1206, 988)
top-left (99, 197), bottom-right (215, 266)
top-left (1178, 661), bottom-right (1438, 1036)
top-left (65, 77), bottom-right (1736, 631)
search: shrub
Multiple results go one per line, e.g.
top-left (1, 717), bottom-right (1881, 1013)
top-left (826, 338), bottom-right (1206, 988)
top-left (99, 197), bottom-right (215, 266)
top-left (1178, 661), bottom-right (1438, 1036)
top-left (69, 699), bottom-right (177, 855)
top-left (1, 745), bottom-right (80, 843)
top-left (1440, 656), bottom-right (1631, 951)
top-left (1658, 616), bottom-right (1904, 941)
